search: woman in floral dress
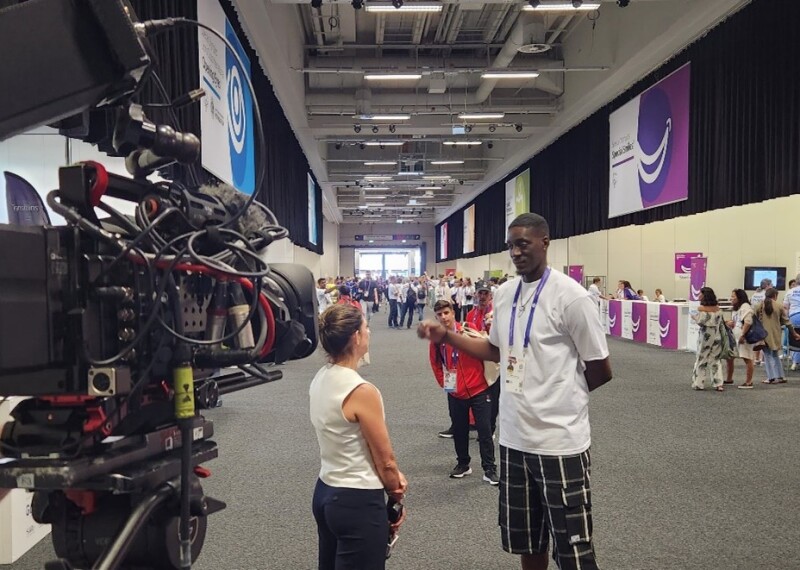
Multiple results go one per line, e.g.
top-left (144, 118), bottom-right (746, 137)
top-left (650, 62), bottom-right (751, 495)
top-left (691, 287), bottom-right (726, 391)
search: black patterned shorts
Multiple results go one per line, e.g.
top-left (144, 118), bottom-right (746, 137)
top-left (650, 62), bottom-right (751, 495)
top-left (498, 446), bottom-right (599, 570)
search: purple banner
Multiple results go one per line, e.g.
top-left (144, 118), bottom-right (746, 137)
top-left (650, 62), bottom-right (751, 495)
top-left (631, 302), bottom-right (648, 343)
top-left (638, 63), bottom-right (691, 209)
top-left (608, 300), bottom-right (622, 337)
top-left (659, 304), bottom-right (679, 349)
top-left (568, 265), bottom-right (584, 283)
top-left (689, 257), bottom-right (707, 301)
top-left (674, 252), bottom-right (703, 275)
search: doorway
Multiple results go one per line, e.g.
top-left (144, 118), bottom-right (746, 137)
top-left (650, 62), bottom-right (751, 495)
top-left (355, 247), bottom-right (421, 279)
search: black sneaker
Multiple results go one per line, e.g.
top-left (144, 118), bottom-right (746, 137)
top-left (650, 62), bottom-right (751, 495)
top-left (482, 471), bottom-right (499, 486)
top-left (449, 464), bottom-right (472, 478)
top-left (438, 427), bottom-right (454, 439)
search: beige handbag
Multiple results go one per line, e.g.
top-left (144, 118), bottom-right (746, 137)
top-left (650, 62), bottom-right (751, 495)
top-left (459, 326), bottom-right (500, 386)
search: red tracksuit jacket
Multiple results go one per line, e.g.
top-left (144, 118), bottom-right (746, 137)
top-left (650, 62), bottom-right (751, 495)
top-left (428, 322), bottom-right (489, 400)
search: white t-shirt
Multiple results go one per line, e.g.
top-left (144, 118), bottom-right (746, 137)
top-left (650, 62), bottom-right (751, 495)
top-left (588, 283), bottom-right (601, 303)
top-left (750, 290), bottom-right (766, 306)
top-left (488, 269), bottom-right (610, 456)
top-left (785, 286), bottom-right (800, 316)
top-left (316, 287), bottom-right (331, 314)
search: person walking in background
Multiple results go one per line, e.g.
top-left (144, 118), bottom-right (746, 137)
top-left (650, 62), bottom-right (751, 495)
top-left (316, 278), bottom-right (332, 315)
top-left (387, 276), bottom-right (400, 329)
top-left (416, 277), bottom-right (428, 322)
top-left (725, 289), bottom-right (756, 389)
top-left (398, 279), bottom-right (418, 329)
top-left (588, 277), bottom-right (602, 305)
top-left (310, 305), bottom-right (407, 570)
top-left (750, 278), bottom-right (770, 367)
top-left (428, 299), bottom-right (499, 485)
top-left (654, 289), bottom-right (666, 303)
top-left (358, 271), bottom-right (379, 326)
top-left (690, 287), bottom-right (726, 391)
top-left (637, 289), bottom-right (649, 301)
top-left (784, 274), bottom-right (800, 371)
top-left (756, 287), bottom-right (799, 383)
top-left (452, 278), bottom-right (464, 322)
top-left (418, 213), bottom-right (612, 570)
top-left (462, 277), bottom-right (475, 319)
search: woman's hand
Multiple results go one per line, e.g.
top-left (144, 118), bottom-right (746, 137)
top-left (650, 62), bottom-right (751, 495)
top-left (390, 505), bottom-right (407, 533)
top-left (738, 335), bottom-right (745, 345)
top-left (388, 472), bottom-right (407, 501)
top-left (725, 320), bottom-right (734, 329)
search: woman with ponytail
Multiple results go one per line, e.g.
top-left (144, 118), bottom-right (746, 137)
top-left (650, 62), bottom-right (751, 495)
top-left (753, 288), bottom-right (798, 384)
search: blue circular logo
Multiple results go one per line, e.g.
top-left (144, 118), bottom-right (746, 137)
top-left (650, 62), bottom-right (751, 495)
top-left (637, 87), bottom-right (672, 204)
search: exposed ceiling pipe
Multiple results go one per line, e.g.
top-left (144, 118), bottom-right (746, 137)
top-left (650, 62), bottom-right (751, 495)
top-left (473, 13), bottom-right (532, 104)
top-left (444, 5), bottom-right (464, 45)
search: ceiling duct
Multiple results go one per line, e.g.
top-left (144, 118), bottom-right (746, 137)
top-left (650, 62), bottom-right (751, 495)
top-left (518, 21), bottom-right (550, 54)
top-left (354, 88), bottom-right (372, 116)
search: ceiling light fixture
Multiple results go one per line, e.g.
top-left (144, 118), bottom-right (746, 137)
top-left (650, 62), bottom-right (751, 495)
top-left (358, 114), bottom-right (411, 120)
top-left (365, 187), bottom-right (390, 191)
top-left (351, 0), bottom-right (364, 9)
top-left (396, 219), bottom-right (404, 224)
top-left (392, 0), bottom-right (403, 8)
top-left (364, 176), bottom-right (393, 180)
top-left (389, 124), bottom-right (396, 134)
top-left (363, 141), bottom-right (405, 146)
top-left (364, 73), bottom-right (422, 81)
top-left (353, 124), bottom-right (361, 133)
top-left (364, 161), bottom-right (397, 166)
top-left (416, 186), bottom-right (442, 190)
top-left (481, 71), bottom-right (540, 79)
top-left (365, 2), bottom-right (442, 13)
top-left (430, 160), bottom-right (464, 165)
top-left (423, 176), bottom-right (452, 180)
top-left (617, 0), bottom-right (630, 6)
top-left (443, 141), bottom-right (482, 146)
top-left (334, 143), bottom-right (342, 150)
top-left (371, 125), bottom-right (379, 134)
top-left (311, 0), bottom-right (323, 8)
top-left (457, 112), bottom-right (505, 120)
top-left (488, 125), bottom-right (497, 133)
top-left (528, 0), bottom-right (540, 7)
top-left (522, 1), bottom-right (600, 11)
top-left (515, 124), bottom-right (523, 132)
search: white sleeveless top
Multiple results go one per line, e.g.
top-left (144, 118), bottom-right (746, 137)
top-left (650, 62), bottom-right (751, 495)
top-left (309, 364), bottom-right (384, 489)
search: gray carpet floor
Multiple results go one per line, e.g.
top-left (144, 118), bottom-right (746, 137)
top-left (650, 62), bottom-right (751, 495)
top-left (10, 311), bottom-right (800, 570)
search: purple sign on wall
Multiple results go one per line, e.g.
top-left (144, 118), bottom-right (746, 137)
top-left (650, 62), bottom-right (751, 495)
top-left (674, 252), bottom-right (703, 275)
top-left (568, 265), bottom-right (584, 283)
top-left (638, 64), bottom-right (691, 209)
top-left (631, 302), bottom-right (648, 343)
top-left (608, 300), bottom-right (622, 337)
top-left (689, 256), bottom-right (707, 301)
top-left (659, 304), bottom-right (679, 349)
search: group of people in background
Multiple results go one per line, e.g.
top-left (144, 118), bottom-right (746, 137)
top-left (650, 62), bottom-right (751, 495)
top-left (690, 277), bottom-right (800, 391)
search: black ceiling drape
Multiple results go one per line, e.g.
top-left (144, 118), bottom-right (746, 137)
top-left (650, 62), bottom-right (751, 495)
top-left (128, 0), bottom-right (323, 253)
top-left (437, 0), bottom-right (800, 261)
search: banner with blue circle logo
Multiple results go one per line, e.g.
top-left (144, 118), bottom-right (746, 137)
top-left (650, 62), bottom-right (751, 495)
top-left (198, 0), bottom-right (255, 195)
top-left (608, 63), bottom-right (690, 218)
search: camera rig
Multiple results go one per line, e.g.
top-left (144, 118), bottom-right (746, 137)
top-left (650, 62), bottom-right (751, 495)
top-left (0, 1), bottom-right (318, 568)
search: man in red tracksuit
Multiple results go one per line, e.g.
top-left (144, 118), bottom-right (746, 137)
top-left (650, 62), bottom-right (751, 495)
top-left (429, 299), bottom-right (498, 485)
top-left (464, 282), bottom-right (500, 437)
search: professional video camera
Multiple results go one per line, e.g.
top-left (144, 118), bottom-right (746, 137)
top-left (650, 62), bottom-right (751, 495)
top-left (0, 1), bottom-right (317, 568)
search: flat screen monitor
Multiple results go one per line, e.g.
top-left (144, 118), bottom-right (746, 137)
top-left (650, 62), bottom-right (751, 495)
top-left (744, 266), bottom-right (786, 291)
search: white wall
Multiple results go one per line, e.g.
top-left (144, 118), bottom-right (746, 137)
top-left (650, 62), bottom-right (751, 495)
top-left (435, 195), bottom-right (800, 301)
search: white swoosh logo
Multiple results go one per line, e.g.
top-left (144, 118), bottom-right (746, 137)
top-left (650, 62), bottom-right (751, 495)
top-left (631, 316), bottom-right (641, 332)
top-left (638, 118), bottom-right (672, 184)
top-left (660, 320), bottom-right (671, 338)
top-left (690, 284), bottom-right (702, 298)
top-left (609, 314), bottom-right (617, 328)
top-left (681, 264), bottom-right (692, 274)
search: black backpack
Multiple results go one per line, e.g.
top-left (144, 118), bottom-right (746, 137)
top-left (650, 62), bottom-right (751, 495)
top-left (417, 286), bottom-right (426, 300)
top-left (406, 287), bottom-right (417, 304)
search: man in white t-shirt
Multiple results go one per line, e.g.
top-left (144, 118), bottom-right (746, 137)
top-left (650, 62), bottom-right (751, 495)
top-left (588, 277), bottom-right (602, 305)
top-left (418, 213), bottom-right (611, 570)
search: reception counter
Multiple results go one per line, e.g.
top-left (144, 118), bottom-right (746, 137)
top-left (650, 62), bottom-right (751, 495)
top-left (600, 299), bottom-right (690, 350)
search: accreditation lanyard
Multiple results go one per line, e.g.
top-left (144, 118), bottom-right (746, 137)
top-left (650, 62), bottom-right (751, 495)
top-left (509, 268), bottom-right (551, 349)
